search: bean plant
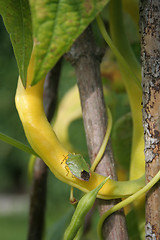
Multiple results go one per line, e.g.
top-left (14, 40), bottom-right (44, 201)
top-left (0, 0), bottom-right (159, 239)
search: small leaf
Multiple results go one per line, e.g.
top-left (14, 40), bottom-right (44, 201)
top-left (0, 0), bottom-right (33, 87)
top-left (29, 0), bottom-right (110, 85)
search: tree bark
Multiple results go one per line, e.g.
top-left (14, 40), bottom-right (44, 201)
top-left (27, 60), bottom-right (61, 240)
top-left (66, 27), bottom-right (128, 240)
top-left (140, 1), bottom-right (160, 239)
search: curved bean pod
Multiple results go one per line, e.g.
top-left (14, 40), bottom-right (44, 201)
top-left (15, 54), bottom-right (145, 199)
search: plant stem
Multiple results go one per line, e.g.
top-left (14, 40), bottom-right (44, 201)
top-left (108, 0), bottom-right (144, 181)
top-left (96, 15), bottom-right (141, 88)
top-left (109, 0), bottom-right (141, 79)
top-left (108, 1), bottom-right (145, 237)
top-left (98, 170), bottom-right (160, 240)
top-left (66, 26), bottom-right (128, 240)
top-left (0, 132), bottom-right (37, 156)
top-left (91, 107), bottom-right (112, 172)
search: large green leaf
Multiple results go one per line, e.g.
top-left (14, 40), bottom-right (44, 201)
top-left (29, 0), bottom-right (109, 85)
top-left (0, 0), bottom-right (33, 86)
top-left (111, 112), bottom-right (132, 171)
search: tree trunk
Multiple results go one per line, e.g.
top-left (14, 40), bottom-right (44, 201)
top-left (140, 1), bottom-right (160, 239)
top-left (66, 26), bottom-right (128, 240)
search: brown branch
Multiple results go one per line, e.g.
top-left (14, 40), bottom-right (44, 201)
top-left (66, 27), bottom-right (128, 240)
top-left (27, 60), bottom-right (61, 240)
top-left (140, 1), bottom-right (160, 239)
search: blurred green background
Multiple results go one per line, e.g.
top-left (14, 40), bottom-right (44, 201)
top-left (0, 9), bottom-right (141, 239)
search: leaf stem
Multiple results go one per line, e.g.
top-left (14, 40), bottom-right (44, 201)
top-left (0, 131), bottom-right (37, 156)
top-left (96, 15), bottom-right (141, 89)
top-left (98, 170), bottom-right (160, 239)
top-left (91, 107), bottom-right (112, 171)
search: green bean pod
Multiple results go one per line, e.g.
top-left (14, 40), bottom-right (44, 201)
top-left (73, 225), bottom-right (84, 240)
top-left (64, 176), bottom-right (110, 240)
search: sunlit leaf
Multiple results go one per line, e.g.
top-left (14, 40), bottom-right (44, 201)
top-left (29, 0), bottom-right (110, 85)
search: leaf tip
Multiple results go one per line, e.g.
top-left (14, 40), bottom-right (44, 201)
top-left (20, 75), bottom-right (27, 88)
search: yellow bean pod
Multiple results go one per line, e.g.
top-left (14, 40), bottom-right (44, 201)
top-left (15, 54), bottom-right (145, 199)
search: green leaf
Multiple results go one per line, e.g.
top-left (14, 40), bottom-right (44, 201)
top-left (111, 113), bottom-right (132, 170)
top-left (126, 208), bottom-right (141, 240)
top-left (29, 0), bottom-right (110, 85)
top-left (0, 0), bottom-right (33, 87)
